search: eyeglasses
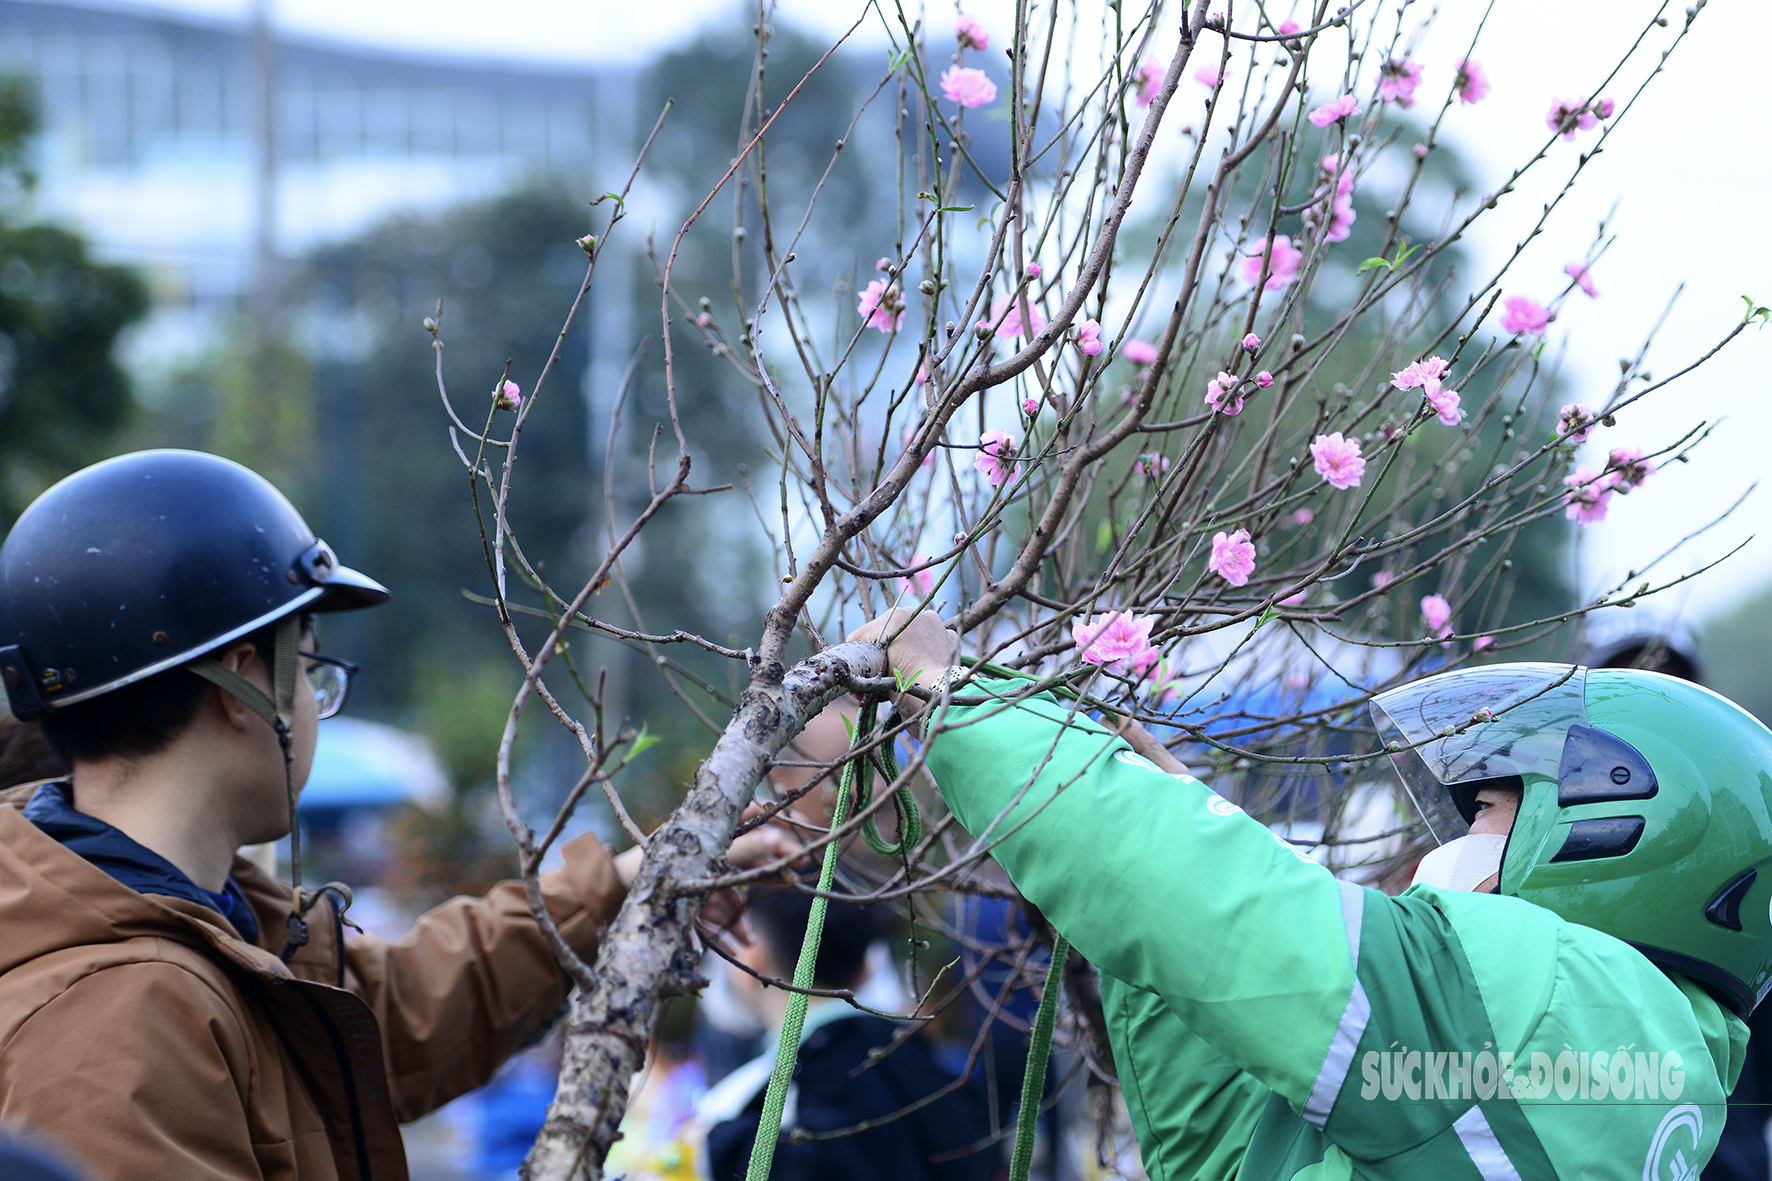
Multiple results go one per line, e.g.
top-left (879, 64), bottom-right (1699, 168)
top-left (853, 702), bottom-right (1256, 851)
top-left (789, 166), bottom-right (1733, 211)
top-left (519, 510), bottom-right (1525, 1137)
top-left (300, 651), bottom-right (359, 720)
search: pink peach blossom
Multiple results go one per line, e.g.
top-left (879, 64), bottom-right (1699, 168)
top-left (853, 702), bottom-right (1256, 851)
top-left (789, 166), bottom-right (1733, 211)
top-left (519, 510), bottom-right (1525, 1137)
top-left (1371, 570), bottom-right (1394, 590)
top-left (1292, 507), bottom-right (1314, 526)
top-left (1240, 234), bottom-right (1302, 289)
top-left (1022, 397), bottom-right (1040, 416)
top-left (956, 13), bottom-right (989, 51)
top-left (974, 429), bottom-right (1021, 487)
top-left (1193, 63), bottom-right (1222, 89)
top-left (984, 296), bottom-right (1045, 339)
top-left (1309, 431), bottom-right (1365, 489)
top-left (1123, 339), bottom-right (1159, 365)
top-left (1564, 261), bottom-right (1599, 299)
top-left (1420, 593), bottom-right (1453, 638)
top-left (1128, 643), bottom-right (1161, 679)
top-left (1307, 93), bottom-right (1359, 127)
top-left (1134, 452), bottom-right (1170, 479)
top-left (1473, 635), bottom-right (1496, 652)
top-left (1608, 445), bottom-right (1655, 491)
top-left (857, 278), bottom-right (905, 333)
top-left (1076, 319), bottom-right (1105, 356)
top-left (1208, 529), bottom-right (1257, 586)
top-left (941, 66), bottom-right (998, 109)
top-left (1132, 61), bottom-right (1164, 105)
top-left (1499, 295), bottom-right (1552, 335)
top-left (1377, 58), bottom-right (1423, 107)
top-left (495, 379), bottom-right (521, 411)
top-left (1139, 654), bottom-right (1179, 707)
top-left (1303, 155), bottom-right (1356, 243)
top-left (1025, 262), bottom-right (1042, 278)
top-left (1256, 370), bottom-right (1274, 388)
top-left (1546, 97), bottom-right (1610, 141)
top-left (1557, 403), bottom-right (1594, 443)
top-left (1546, 99), bottom-right (1585, 140)
top-left (1073, 610), bottom-right (1159, 672)
top-left (1390, 355), bottom-right (1449, 391)
top-left (1562, 464), bottom-right (1617, 526)
top-left (1455, 58), bottom-right (1490, 105)
top-left (1277, 20), bottom-right (1302, 36)
top-left (899, 554), bottom-right (936, 598)
top-left (1204, 371), bottom-right (1245, 416)
top-left (1242, 332), bottom-right (1261, 351)
top-left (1423, 376), bottom-right (1463, 427)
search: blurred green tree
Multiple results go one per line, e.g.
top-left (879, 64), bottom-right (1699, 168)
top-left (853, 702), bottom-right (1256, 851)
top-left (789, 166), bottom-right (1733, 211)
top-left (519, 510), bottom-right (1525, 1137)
top-left (0, 74), bottom-right (149, 527)
top-left (1703, 590), bottom-right (1772, 724)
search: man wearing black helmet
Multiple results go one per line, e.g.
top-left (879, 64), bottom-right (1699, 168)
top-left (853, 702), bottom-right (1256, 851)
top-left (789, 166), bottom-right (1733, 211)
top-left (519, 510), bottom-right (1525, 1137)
top-left (0, 450), bottom-right (794, 1181)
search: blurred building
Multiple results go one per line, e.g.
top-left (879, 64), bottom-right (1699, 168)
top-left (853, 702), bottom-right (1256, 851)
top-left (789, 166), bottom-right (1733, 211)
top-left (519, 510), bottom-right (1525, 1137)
top-left (0, 0), bottom-right (630, 333)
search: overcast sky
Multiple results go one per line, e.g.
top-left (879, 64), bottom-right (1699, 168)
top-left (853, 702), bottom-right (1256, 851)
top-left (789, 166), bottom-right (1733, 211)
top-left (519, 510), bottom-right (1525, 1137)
top-left (100, 0), bottom-right (1772, 623)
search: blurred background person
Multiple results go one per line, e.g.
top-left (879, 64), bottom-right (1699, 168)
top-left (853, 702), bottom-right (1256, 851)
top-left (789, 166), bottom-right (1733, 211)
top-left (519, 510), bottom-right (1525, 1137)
top-left (701, 878), bottom-right (995, 1181)
top-left (1582, 609), bottom-right (1705, 682)
top-left (691, 706), bottom-right (861, 1088)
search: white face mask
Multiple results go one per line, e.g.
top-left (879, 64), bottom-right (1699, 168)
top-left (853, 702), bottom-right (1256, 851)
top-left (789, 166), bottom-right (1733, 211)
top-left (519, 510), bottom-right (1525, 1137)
top-left (1411, 833), bottom-right (1509, 892)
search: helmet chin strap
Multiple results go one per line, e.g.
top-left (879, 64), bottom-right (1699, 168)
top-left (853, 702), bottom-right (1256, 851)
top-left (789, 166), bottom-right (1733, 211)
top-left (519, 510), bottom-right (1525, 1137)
top-left (189, 614), bottom-right (310, 961)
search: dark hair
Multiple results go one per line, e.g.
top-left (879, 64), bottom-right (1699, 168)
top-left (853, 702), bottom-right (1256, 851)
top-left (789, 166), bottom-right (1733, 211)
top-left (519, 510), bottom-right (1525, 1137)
top-left (38, 666), bottom-right (214, 764)
top-left (0, 713), bottom-right (69, 788)
top-left (1598, 640), bottom-right (1701, 684)
top-left (746, 879), bottom-right (879, 989)
top-left (37, 614), bottom-right (308, 764)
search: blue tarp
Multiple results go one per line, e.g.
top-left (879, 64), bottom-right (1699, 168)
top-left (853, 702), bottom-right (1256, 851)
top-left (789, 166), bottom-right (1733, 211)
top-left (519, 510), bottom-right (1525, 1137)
top-left (300, 717), bottom-right (447, 817)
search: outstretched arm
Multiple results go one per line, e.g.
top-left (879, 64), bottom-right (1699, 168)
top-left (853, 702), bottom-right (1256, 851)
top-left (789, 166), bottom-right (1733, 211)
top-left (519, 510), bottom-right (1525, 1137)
top-left (344, 824), bottom-right (801, 1121)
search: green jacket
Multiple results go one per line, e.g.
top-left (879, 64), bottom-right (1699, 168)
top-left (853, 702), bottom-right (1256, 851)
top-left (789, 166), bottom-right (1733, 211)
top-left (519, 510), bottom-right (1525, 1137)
top-left (925, 678), bottom-right (1748, 1180)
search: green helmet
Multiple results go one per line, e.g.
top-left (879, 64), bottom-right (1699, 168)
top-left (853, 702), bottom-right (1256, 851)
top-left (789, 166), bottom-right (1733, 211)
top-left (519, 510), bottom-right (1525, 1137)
top-left (1372, 663), bottom-right (1772, 1016)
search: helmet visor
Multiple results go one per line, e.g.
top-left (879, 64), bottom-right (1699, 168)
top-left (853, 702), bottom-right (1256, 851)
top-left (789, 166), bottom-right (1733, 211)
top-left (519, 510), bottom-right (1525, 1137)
top-left (1370, 663), bottom-right (1588, 843)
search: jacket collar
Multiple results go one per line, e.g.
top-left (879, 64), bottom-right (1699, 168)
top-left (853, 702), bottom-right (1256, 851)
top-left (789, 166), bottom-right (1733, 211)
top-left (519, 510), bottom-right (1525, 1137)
top-left (22, 781), bottom-right (260, 944)
top-left (0, 782), bottom-right (295, 983)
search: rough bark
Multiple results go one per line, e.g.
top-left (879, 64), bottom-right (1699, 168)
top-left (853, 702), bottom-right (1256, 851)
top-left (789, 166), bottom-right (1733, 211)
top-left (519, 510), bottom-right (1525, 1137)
top-left (520, 641), bottom-right (886, 1181)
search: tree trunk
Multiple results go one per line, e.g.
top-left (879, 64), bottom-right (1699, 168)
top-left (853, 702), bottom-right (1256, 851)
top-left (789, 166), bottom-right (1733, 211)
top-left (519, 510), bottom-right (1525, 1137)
top-left (520, 641), bottom-right (885, 1181)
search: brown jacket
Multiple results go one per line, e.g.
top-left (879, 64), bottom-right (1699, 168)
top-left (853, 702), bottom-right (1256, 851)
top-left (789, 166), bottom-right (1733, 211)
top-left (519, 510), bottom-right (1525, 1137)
top-left (0, 783), bottom-right (626, 1180)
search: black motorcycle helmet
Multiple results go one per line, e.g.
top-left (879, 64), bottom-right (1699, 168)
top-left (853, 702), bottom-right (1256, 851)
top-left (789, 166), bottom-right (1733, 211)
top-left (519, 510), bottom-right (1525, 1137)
top-left (0, 449), bottom-right (386, 719)
top-left (0, 450), bottom-right (387, 959)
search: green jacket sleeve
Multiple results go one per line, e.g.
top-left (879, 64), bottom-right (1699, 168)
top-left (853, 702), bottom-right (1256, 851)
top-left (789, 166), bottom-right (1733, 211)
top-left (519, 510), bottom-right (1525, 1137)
top-left (925, 679), bottom-right (1359, 1112)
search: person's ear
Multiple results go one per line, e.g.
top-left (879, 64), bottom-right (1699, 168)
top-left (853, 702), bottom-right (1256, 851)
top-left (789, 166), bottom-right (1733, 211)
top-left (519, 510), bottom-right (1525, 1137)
top-left (210, 641), bottom-right (261, 734)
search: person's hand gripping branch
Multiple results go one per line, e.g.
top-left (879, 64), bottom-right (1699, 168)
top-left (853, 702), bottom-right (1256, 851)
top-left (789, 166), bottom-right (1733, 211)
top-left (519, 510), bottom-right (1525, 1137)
top-left (847, 608), bottom-right (1191, 776)
top-left (846, 608), bottom-right (960, 726)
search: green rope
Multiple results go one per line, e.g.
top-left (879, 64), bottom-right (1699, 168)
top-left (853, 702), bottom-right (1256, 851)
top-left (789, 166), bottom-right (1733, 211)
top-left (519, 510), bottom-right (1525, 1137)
top-left (744, 706), bottom-right (875, 1181)
top-left (852, 712), bottom-right (924, 857)
top-left (1008, 934), bottom-right (1069, 1181)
